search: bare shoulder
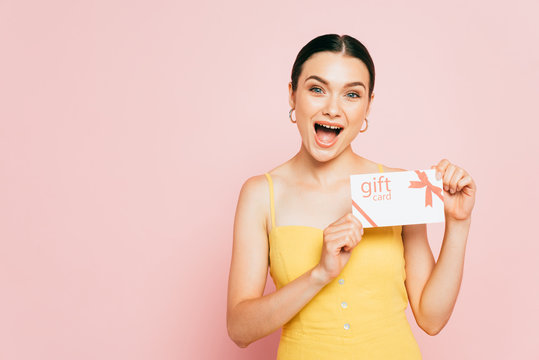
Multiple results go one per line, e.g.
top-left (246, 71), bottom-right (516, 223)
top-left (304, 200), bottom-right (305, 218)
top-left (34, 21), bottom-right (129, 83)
top-left (239, 173), bottom-right (269, 197)
top-left (380, 163), bottom-right (409, 173)
top-left (236, 173), bottom-right (270, 233)
top-left (238, 173), bottom-right (269, 215)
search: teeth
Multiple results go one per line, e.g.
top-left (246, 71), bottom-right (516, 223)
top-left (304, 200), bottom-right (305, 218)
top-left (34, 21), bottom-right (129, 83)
top-left (318, 123), bottom-right (342, 130)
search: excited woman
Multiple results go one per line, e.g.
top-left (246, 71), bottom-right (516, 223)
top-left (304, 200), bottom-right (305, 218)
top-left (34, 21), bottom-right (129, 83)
top-left (227, 34), bottom-right (476, 359)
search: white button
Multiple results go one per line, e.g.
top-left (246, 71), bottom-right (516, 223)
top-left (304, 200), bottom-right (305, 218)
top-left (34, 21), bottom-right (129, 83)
top-left (344, 323), bottom-right (350, 330)
top-left (338, 279), bottom-right (344, 285)
top-left (341, 302), bottom-right (348, 309)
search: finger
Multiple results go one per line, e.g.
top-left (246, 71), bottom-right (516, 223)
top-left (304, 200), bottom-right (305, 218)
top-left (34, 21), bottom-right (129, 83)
top-left (331, 213), bottom-right (351, 227)
top-left (342, 239), bottom-right (357, 252)
top-left (345, 212), bottom-right (359, 224)
top-left (350, 213), bottom-right (364, 234)
top-left (456, 176), bottom-right (471, 193)
top-left (327, 217), bottom-right (362, 234)
top-left (343, 212), bottom-right (365, 234)
top-left (327, 228), bottom-right (361, 251)
top-left (456, 176), bottom-right (475, 195)
top-left (431, 165), bottom-right (440, 180)
top-left (448, 168), bottom-right (464, 194)
top-left (324, 228), bottom-right (356, 242)
top-left (443, 164), bottom-right (456, 192)
top-left (435, 159), bottom-right (451, 180)
top-left (326, 222), bottom-right (355, 235)
top-left (328, 227), bottom-right (361, 242)
top-left (326, 234), bottom-right (354, 254)
top-left (327, 213), bottom-right (357, 233)
top-left (344, 230), bottom-right (361, 251)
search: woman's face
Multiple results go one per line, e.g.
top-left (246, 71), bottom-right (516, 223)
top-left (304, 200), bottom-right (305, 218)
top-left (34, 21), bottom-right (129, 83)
top-left (289, 51), bottom-right (374, 162)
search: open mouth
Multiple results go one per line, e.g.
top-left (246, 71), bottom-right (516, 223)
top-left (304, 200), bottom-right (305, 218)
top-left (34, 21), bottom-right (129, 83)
top-left (314, 122), bottom-right (343, 147)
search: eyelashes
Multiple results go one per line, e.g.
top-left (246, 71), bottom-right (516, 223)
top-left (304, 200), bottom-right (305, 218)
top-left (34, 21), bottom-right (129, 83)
top-left (308, 86), bottom-right (361, 99)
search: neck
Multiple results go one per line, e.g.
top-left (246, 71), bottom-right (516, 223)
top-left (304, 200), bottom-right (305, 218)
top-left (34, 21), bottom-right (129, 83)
top-left (290, 144), bottom-right (364, 187)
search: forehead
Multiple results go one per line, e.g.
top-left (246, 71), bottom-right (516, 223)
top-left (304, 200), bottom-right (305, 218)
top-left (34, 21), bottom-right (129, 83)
top-left (300, 51), bottom-right (370, 85)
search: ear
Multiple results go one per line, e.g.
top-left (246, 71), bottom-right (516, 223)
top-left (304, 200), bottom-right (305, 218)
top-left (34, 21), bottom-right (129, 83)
top-left (365, 92), bottom-right (375, 118)
top-left (288, 82), bottom-right (295, 109)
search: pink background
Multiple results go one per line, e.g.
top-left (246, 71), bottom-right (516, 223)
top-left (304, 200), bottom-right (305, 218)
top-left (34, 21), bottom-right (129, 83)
top-left (1, 0), bottom-right (538, 359)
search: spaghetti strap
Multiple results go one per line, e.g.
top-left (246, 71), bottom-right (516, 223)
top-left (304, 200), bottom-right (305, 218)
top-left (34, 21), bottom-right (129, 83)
top-left (377, 163), bottom-right (384, 173)
top-left (264, 173), bottom-right (276, 230)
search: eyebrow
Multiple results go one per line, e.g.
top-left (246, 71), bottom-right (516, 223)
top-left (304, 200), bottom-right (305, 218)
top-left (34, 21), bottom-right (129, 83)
top-left (304, 75), bottom-right (366, 89)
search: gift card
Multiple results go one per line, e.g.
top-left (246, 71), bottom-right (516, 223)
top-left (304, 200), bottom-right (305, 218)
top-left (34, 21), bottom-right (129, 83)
top-left (350, 169), bottom-right (445, 228)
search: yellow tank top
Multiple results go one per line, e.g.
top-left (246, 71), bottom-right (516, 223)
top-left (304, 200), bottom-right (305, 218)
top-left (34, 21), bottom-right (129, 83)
top-left (264, 164), bottom-right (422, 359)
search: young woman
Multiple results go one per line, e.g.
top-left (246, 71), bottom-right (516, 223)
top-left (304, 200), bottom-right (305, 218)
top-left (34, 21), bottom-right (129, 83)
top-left (227, 34), bottom-right (476, 359)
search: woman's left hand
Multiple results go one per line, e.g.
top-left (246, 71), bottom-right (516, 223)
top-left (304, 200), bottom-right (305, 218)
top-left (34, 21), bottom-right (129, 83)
top-left (431, 159), bottom-right (476, 222)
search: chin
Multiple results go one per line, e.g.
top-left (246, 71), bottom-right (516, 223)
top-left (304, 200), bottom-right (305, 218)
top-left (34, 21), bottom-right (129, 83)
top-left (310, 145), bottom-right (342, 162)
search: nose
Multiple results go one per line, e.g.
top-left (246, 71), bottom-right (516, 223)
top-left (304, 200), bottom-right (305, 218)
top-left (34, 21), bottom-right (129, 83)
top-left (322, 93), bottom-right (341, 118)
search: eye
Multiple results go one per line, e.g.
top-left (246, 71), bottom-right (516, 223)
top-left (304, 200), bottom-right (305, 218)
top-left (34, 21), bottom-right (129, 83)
top-left (346, 92), bottom-right (360, 99)
top-left (309, 86), bottom-right (324, 94)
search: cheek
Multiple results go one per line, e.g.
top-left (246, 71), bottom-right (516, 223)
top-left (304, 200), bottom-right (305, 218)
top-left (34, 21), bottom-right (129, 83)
top-left (343, 99), bottom-right (366, 111)
top-left (344, 103), bottom-right (367, 120)
top-left (294, 105), bottom-right (316, 126)
top-left (296, 94), bottom-right (323, 111)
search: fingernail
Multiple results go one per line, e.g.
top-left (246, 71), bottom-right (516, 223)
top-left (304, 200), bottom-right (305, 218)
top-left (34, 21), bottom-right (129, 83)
top-left (436, 171), bottom-right (441, 180)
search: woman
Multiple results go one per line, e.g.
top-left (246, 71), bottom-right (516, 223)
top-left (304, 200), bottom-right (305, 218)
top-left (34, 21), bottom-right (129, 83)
top-left (226, 34), bottom-right (476, 359)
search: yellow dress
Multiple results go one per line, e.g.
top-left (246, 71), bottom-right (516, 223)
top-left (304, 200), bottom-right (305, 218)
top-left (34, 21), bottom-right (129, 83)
top-left (264, 164), bottom-right (422, 359)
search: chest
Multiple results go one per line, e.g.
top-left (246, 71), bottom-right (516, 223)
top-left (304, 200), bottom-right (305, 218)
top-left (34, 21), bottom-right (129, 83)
top-left (270, 183), bottom-right (352, 231)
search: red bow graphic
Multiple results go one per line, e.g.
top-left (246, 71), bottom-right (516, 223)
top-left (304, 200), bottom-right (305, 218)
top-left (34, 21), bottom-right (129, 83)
top-left (408, 170), bottom-right (444, 207)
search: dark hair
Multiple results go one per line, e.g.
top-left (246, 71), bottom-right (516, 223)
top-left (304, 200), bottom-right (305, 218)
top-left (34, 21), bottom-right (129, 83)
top-left (290, 34), bottom-right (375, 98)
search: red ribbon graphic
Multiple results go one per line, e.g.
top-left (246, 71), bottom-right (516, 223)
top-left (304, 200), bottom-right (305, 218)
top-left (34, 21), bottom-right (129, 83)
top-left (352, 199), bottom-right (378, 227)
top-left (408, 170), bottom-right (444, 207)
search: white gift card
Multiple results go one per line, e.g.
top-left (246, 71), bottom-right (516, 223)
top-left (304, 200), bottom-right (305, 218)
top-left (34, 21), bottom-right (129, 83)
top-left (350, 169), bottom-right (445, 228)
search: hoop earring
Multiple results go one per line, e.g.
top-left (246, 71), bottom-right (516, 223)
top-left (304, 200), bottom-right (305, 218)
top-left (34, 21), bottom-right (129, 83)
top-left (359, 118), bottom-right (368, 132)
top-left (289, 108), bottom-right (296, 123)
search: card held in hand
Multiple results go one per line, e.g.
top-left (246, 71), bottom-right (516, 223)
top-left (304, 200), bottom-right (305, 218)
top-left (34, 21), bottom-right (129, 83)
top-left (350, 169), bottom-right (445, 228)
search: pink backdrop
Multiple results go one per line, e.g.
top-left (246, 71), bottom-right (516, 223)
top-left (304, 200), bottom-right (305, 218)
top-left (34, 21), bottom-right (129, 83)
top-left (1, 0), bottom-right (538, 359)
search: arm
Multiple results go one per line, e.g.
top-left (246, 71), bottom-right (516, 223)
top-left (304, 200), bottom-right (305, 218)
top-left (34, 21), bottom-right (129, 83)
top-left (226, 175), bottom-right (330, 348)
top-left (402, 218), bottom-right (471, 336)
top-left (399, 160), bottom-right (476, 335)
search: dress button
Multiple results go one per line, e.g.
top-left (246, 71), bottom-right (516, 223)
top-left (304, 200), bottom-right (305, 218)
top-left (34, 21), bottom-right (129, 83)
top-left (341, 301), bottom-right (348, 309)
top-left (344, 323), bottom-right (350, 330)
top-left (338, 279), bottom-right (344, 285)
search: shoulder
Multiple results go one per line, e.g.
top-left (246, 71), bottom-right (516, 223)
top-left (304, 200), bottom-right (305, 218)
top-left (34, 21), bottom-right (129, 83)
top-left (358, 157), bottom-right (408, 174)
top-left (379, 163), bottom-right (409, 173)
top-left (238, 174), bottom-right (270, 204)
top-left (239, 165), bottom-right (293, 205)
top-left (235, 173), bottom-right (271, 232)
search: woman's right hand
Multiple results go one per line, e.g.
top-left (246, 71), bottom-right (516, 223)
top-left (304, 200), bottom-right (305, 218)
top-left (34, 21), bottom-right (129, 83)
top-left (314, 212), bottom-right (364, 284)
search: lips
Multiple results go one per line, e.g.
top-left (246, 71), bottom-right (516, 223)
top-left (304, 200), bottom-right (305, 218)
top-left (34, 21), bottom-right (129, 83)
top-left (313, 121), bottom-right (344, 148)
